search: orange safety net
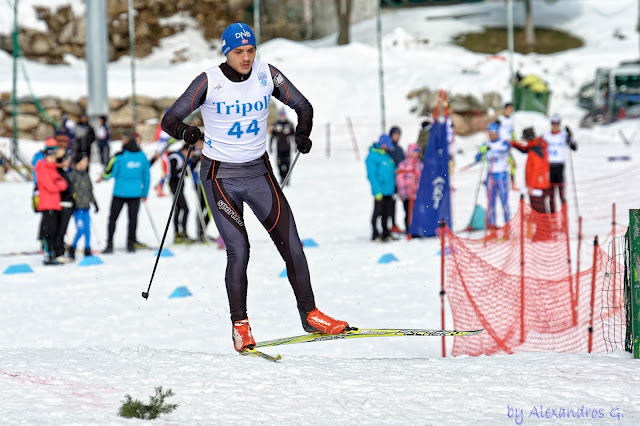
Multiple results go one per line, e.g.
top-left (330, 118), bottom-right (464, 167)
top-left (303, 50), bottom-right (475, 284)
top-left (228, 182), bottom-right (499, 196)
top-left (445, 200), bottom-right (625, 356)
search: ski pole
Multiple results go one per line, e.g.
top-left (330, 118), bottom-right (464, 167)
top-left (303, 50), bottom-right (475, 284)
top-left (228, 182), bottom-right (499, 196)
top-left (458, 160), bottom-right (481, 173)
top-left (280, 151), bottom-right (300, 189)
top-left (142, 145), bottom-right (194, 300)
top-left (471, 160), bottom-right (486, 211)
top-left (143, 201), bottom-right (161, 245)
top-left (567, 149), bottom-right (580, 220)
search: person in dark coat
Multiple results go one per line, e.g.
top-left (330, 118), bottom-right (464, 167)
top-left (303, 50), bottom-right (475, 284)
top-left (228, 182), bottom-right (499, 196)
top-left (269, 108), bottom-right (295, 184)
top-left (168, 143), bottom-right (195, 243)
top-left (96, 115), bottom-right (111, 169)
top-left (54, 150), bottom-right (74, 263)
top-left (74, 113), bottom-right (96, 170)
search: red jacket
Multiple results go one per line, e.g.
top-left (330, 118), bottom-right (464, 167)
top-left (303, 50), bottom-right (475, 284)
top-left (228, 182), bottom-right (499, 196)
top-left (35, 160), bottom-right (68, 211)
top-left (511, 137), bottom-right (550, 191)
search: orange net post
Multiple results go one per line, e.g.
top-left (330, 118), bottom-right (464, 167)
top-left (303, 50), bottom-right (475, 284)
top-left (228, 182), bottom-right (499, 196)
top-left (440, 219), bottom-right (446, 358)
top-left (612, 203), bottom-right (617, 307)
top-left (575, 216), bottom-right (583, 311)
top-left (562, 203), bottom-right (577, 326)
top-left (589, 236), bottom-right (599, 353)
top-left (519, 195), bottom-right (525, 344)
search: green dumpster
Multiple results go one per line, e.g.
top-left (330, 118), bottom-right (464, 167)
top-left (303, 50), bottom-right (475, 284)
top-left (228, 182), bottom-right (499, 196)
top-left (513, 74), bottom-right (551, 114)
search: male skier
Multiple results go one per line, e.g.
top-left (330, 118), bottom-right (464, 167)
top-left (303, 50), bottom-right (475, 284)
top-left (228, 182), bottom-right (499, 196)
top-left (161, 22), bottom-right (349, 353)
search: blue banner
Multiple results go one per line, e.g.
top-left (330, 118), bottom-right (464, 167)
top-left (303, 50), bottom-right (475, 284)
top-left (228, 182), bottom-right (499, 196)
top-left (408, 120), bottom-right (451, 237)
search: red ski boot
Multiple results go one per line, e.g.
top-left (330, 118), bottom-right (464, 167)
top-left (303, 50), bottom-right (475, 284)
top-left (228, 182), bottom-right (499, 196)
top-left (232, 318), bottom-right (256, 352)
top-left (303, 308), bottom-right (349, 335)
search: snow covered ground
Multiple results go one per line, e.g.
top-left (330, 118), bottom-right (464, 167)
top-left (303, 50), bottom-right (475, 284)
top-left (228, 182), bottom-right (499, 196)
top-left (1, 0), bottom-right (640, 424)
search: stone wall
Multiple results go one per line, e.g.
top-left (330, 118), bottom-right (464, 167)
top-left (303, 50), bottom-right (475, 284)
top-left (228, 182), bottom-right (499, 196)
top-left (0, 0), bottom-right (251, 64)
top-left (407, 88), bottom-right (503, 136)
top-left (0, 0), bottom-right (378, 65)
top-left (0, 93), bottom-right (204, 142)
top-left (0, 93), bottom-right (285, 143)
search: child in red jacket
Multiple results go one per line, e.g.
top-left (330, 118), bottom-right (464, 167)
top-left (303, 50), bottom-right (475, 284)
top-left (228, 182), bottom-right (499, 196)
top-left (34, 146), bottom-right (69, 265)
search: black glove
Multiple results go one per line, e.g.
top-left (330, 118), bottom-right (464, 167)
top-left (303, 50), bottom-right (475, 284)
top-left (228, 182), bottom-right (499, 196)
top-left (295, 134), bottom-right (312, 154)
top-left (93, 203), bottom-right (99, 214)
top-left (183, 126), bottom-right (202, 146)
top-left (565, 126), bottom-right (572, 137)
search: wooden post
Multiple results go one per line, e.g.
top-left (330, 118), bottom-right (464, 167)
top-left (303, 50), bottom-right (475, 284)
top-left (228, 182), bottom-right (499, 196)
top-left (346, 116), bottom-right (360, 160)
top-left (325, 122), bottom-right (330, 158)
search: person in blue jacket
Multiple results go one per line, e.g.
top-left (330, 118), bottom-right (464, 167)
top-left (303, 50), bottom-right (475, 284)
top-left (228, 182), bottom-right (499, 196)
top-left (475, 122), bottom-right (511, 230)
top-left (98, 132), bottom-right (150, 253)
top-left (366, 134), bottom-right (397, 242)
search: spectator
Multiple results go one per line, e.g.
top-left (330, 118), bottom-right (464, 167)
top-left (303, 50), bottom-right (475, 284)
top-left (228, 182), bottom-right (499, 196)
top-left (366, 134), bottom-right (397, 242)
top-left (395, 144), bottom-right (424, 233)
top-left (31, 137), bottom-right (58, 185)
top-left (387, 126), bottom-right (404, 234)
top-left (150, 110), bottom-right (175, 197)
top-left (511, 127), bottom-right (550, 214)
top-left (416, 115), bottom-right (433, 155)
top-left (542, 113), bottom-right (577, 213)
top-left (56, 113), bottom-right (76, 142)
top-left (74, 113), bottom-right (96, 170)
top-left (55, 134), bottom-right (72, 158)
top-left (269, 108), bottom-right (295, 185)
top-left (34, 145), bottom-right (68, 265)
top-left (96, 115), bottom-right (111, 169)
top-left (168, 143), bottom-right (194, 243)
top-left (54, 150), bottom-right (74, 263)
top-left (67, 152), bottom-right (99, 260)
top-left (31, 137), bottom-right (58, 249)
top-left (0, 151), bottom-right (6, 181)
top-left (190, 137), bottom-right (215, 243)
top-left (98, 131), bottom-right (150, 253)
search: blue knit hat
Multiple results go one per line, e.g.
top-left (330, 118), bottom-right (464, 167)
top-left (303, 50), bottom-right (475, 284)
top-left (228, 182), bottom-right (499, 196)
top-left (377, 134), bottom-right (393, 150)
top-left (221, 22), bottom-right (256, 56)
top-left (487, 122), bottom-right (500, 133)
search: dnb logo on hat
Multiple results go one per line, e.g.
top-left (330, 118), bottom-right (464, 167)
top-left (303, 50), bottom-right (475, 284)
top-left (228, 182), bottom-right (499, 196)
top-left (221, 23), bottom-right (256, 55)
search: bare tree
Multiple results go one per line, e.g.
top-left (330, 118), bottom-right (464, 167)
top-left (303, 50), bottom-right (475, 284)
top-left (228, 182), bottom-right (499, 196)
top-left (524, 0), bottom-right (536, 46)
top-left (335, 0), bottom-right (352, 45)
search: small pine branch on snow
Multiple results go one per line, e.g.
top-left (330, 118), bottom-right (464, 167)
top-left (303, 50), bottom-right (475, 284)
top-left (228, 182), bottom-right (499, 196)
top-left (118, 386), bottom-right (178, 420)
